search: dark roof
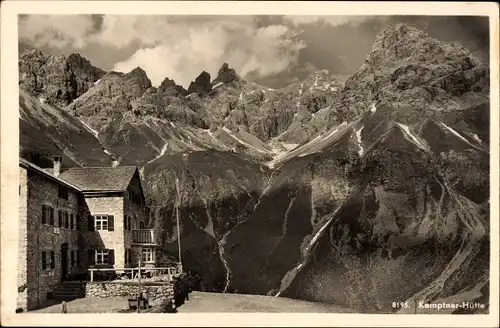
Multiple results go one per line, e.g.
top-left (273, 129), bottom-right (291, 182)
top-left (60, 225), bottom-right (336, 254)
top-left (19, 158), bottom-right (81, 192)
top-left (58, 166), bottom-right (138, 192)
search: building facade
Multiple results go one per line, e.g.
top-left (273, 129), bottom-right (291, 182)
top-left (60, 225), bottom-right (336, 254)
top-left (17, 157), bottom-right (158, 311)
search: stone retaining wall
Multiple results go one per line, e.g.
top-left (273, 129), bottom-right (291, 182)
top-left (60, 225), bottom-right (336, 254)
top-left (85, 281), bottom-right (174, 303)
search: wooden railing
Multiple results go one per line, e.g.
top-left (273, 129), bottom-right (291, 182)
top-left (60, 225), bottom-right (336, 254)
top-left (88, 264), bottom-right (182, 282)
top-left (132, 229), bottom-right (155, 245)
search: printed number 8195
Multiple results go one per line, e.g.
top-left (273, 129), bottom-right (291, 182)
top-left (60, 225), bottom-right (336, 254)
top-left (392, 302), bottom-right (410, 309)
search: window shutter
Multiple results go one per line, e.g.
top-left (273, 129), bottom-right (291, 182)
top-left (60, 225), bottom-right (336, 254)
top-left (50, 251), bottom-right (55, 269)
top-left (88, 215), bottom-right (95, 231)
top-left (42, 205), bottom-right (47, 224)
top-left (88, 250), bottom-right (95, 265)
top-left (42, 251), bottom-right (47, 270)
top-left (58, 210), bottom-right (63, 228)
top-left (108, 249), bottom-right (115, 265)
top-left (64, 212), bottom-right (69, 229)
top-left (49, 207), bottom-right (54, 226)
top-left (108, 215), bottom-right (114, 231)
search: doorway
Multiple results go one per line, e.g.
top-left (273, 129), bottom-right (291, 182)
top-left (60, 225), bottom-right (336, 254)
top-left (61, 243), bottom-right (68, 282)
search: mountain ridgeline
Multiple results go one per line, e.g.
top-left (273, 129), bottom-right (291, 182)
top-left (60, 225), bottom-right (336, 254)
top-left (18, 24), bottom-right (490, 313)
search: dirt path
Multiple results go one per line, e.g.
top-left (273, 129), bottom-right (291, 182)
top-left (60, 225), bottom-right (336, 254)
top-left (177, 292), bottom-right (354, 313)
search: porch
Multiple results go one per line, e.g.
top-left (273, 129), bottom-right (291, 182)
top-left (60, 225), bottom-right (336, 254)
top-left (87, 264), bottom-right (182, 282)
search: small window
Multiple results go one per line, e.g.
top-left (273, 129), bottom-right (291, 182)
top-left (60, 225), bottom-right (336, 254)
top-left (124, 249), bottom-right (131, 264)
top-left (41, 251), bottom-right (55, 270)
top-left (49, 207), bottom-right (54, 226)
top-left (50, 251), bottom-right (55, 269)
top-left (93, 215), bottom-right (114, 231)
top-left (70, 214), bottom-right (74, 230)
top-left (71, 250), bottom-right (75, 266)
top-left (91, 249), bottom-right (114, 265)
top-left (64, 212), bottom-right (69, 229)
top-left (141, 248), bottom-right (154, 263)
top-left (42, 205), bottom-right (49, 225)
top-left (41, 251), bottom-right (47, 270)
top-left (58, 185), bottom-right (68, 200)
top-left (58, 210), bottom-right (63, 228)
top-left (46, 292), bottom-right (54, 301)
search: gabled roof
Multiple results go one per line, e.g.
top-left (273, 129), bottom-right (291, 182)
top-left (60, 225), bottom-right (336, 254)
top-left (19, 158), bottom-right (81, 192)
top-left (58, 166), bottom-right (138, 192)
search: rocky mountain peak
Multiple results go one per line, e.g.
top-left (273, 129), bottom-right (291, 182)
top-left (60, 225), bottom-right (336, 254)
top-left (67, 53), bottom-right (106, 83)
top-left (158, 77), bottom-right (188, 97)
top-left (187, 71), bottom-right (212, 96)
top-left (213, 62), bottom-right (238, 85)
top-left (19, 49), bottom-right (103, 107)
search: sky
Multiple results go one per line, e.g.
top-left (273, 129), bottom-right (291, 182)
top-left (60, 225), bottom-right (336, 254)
top-left (18, 15), bottom-right (490, 89)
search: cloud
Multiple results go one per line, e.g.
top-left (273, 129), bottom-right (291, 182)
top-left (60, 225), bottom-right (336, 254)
top-left (110, 17), bottom-right (306, 87)
top-left (18, 15), bottom-right (95, 49)
top-left (285, 15), bottom-right (372, 27)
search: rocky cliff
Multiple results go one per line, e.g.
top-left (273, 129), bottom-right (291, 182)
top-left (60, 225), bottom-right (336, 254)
top-left (18, 23), bottom-right (490, 313)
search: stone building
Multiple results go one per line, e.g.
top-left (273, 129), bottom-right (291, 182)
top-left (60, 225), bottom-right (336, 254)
top-left (17, 157), bottom-right (158, 311)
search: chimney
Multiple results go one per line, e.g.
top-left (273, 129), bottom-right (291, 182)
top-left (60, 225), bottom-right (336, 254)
top-left (53, 156), bottom-right (62, 177)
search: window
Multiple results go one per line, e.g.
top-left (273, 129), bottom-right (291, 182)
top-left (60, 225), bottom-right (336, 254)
top-left (64, 212), bottom-right (69, 229)
top-left (125, 249), bottom-right (131, 264)
top-left (50, 251), bottom-right (55, 269)
top-left (71, 250), bottom-right (75, 266)
top-left (42, 251), bottom-right (47, 270)
top-left (70, 214), bottom-right (74, 230)
top-left (41, 251), bottom-right (55, 270)
top-left (42, 205), bottom-right (52, 225)
top-left (49, 207), bottom-right (54, 225)
top-left (141, 248), bottom-right (154, 263)
top-left (58, 210), bottom-right (69, 228)
top-left (76, 250), bottom-right (80, 265)
top-left (89, 215), bottom-right (114, 231)
top-left (58, 185), bottom-right (69, 200)
top-left (88, 249), bottom-right (114, 265)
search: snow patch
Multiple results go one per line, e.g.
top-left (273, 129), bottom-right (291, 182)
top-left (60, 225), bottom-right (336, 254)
top-left (370, 102), bottom-right (377, 113)
top-left (441, 123), bottom-right (471, 144)
top-left (79, 119), bottom-right (99, 139)
top-left (185, 93), bottom-right (195, 99)
top-left (282, 143), bottom-right (299, 151)
top-left (330, 87), bottom-right (338, 92)
top-left (169, 122), bottom-right (176, 128)
top-left (212, 82), bottom-right (223, 89)
top-left (222, 127), bottom-right (267, 154)
top-left (112, 160), bottom-right (119, 168)
top-left (239, 92), bottom-right (243, 101)
top-left (298, 83), bottom-right (303, 96)
top-left (472, 134), bottom-right (482, 143)
top-left (38, 97), bottom-right (46, 104)
top-left (94, 79), bottom-right (101, 85)
top-left (396, 122), bottom-right (428, 151)
top-left (104, 149), bottom-right (112, 156)
top-left (355, 126), bottom-right (364, 156)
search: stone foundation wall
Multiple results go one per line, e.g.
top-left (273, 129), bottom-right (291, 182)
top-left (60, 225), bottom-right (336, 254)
top-left (85, 281), bottom-right (174, 303)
